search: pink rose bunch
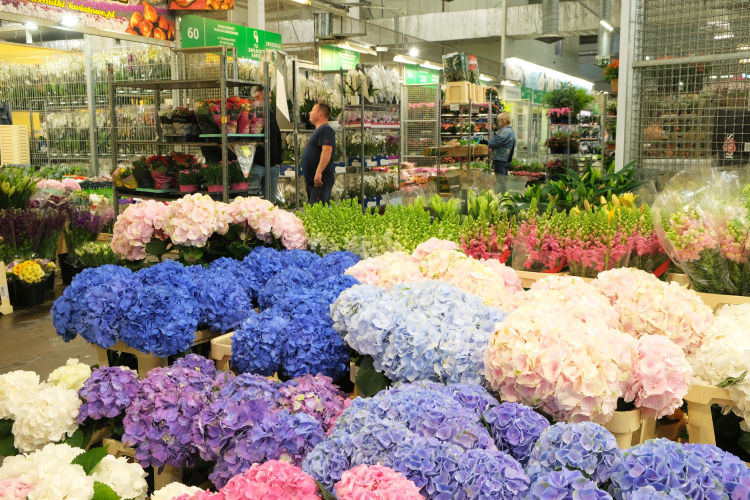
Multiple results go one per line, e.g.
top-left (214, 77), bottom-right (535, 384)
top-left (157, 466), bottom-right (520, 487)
top-left (592, 268), bottom-right (713, 353)
top-left (624, 334), bottom-right (692, 419)
top-left (110, 200), bottom-right (168, 261)
top-left (0, 478), bottom-right (35, 500)
top-left (334, 464), bottom-right (424, 500)
top-left (221, 460), bottom-right (320, 500)
top-left (158, 194), bottom-right (223, 247)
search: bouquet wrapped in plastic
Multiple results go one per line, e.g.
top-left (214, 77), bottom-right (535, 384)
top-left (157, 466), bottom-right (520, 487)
top-left (196, 97), bottom-right (250, 135)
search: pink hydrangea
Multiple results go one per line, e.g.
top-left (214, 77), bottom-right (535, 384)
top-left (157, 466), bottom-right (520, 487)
top-left (624, 334), bottom-right (692, 419)
top-left (334, 464), bottom-right (424, 500)
top-left (37, 179), bottom-right (65, 190)
top-left (157, 194), bottom-right (222, 247)
top-left (110, 200), bottom-right (168, 261)
top-left (481, 258), bottom-right (524, 295)
top-left (412, 238), bottom-right (459, 260)
top-left (0, 478), bottom-right (35, 499)
top-left (346, 252), bottom-right (422, 290)
top-left (271, 209), bottom-right (307, 250)
top-left (220, 460), bottom-right (319, 500)
top-left (62, 178), bottom-right (81, 191)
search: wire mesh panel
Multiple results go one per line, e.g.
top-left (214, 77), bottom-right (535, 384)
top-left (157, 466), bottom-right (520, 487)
top-left (630, 0), bottom-right (750, 184)
top-left (403, 85), bottom-right (438, 166)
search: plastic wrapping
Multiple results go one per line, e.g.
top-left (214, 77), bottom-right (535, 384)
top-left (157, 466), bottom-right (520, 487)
top-left (443, 52), bottom-right (470, 83)
top-left (653, 168), bottom-right (739, 295)
top-left (9, 208), bottom-right (45, 261)
top-left (230, 144), bottom-right (257, 179)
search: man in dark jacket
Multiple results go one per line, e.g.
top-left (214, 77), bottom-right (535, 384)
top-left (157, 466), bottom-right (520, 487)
top-left (249, 85), bottom-right (283, 204)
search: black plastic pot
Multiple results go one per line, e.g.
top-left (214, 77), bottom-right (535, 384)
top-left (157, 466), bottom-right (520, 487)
top-left (44, 271), bottom-right (56, 292)
top-left (11, 281), bottom-right (46, 307)
top-left (58, 253), bottom-right (85, 285)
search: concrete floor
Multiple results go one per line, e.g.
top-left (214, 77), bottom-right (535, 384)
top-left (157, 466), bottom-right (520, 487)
top-left (0, 278), bottom-right (95, 380)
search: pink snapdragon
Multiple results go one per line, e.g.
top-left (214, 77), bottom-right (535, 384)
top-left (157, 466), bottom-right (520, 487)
top-left (663, 209), bottom-right (717, 262)
top-left (516, 219), bottom-right (566, 271)
top-left (334, 464), bottom-right (424, 500)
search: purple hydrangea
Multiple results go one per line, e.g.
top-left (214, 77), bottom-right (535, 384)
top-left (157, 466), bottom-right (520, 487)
top-left (232, 309), bottom-right (287, 376)
top-left (527, 468), bottom-right (612, 500)
top-left (308, 251), bottom-right (360, 281)
top-left (392, 381), bottom-right (498, 415)
top-left (347, 416), bottom-right (411, 469)
top-left (390, 435), bottom-right (462, 499)
top-left (209, 409), bottom-right (325, 489)
top-left (630, 487), bottom-right (688, 500)
top-left (302, 432), bottom-right (356, 490)
top-left (727, 477), bottom-right (750, 500)
top-left (77, 366), bottom-right (139, 423)
top-left (258, 267), bottom-right (316, 311)
top-left (526, 422), bottom-right (621, 486)
top-left (172, 354), bottom-right (221, 377)
top-left (484, 402), bottom-right (550, 465)
top-left (277, 374), bottom-right (351, 433)
top-left (282, 306), bottom-right (350, 380)
top-left (683, 443), bottom-right (750, 490)
top-left (608, 439), bottom-right (725, 500)
top-left (455, 449), bottom-right (530, 500)
top-left (194, 269), bottom-right (253, 333)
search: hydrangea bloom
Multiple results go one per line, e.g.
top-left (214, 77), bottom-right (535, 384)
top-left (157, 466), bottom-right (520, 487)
top-left (137, 259), bottom-right (198, 292)
top-left (308, 251), bottom-right (360, 281)
top-left (390, 436), bottom-right (462, 499)
top-left (301, 432), bottom-right (356, 491)
top-left (111, 200), bottom-right (168, 261)
top-left (396, 381), bottom-right (498, 415)
top-left (25, 462), bottom-right (94, 500)
top-left (77, 366), bottom-right (139, 423)
top-left (283, 307), bottom-right (350, 380)
top-left (231, 309), bottom-right (286, 376)
top-left (156, 194), bottom-right (222, 247)
top-left (682, 443), bottom-right (750, 493)
top-left (270, 209), bottom-right (308, 250)
top-left (241, 247), bottom-right (285, 299)
top-left (194, 269), bottom-right (253, 333)
top-left (315, 274), bottom-right (361, 308)
top-left (484, 403), bottom-right (550, 465)
top-left (330, 284), bottom-right (386, 346)
top-left (90, 455), bottom-right (148, 500)
top-left (258, 267), bottom-right (316, 311)
top-left (12, 386), bottom-right (81, 453)
top-left (455, 449), bottom-right (530, 500)
top-left (278, 374), bottom-right (351, 433)
top-left (334, 464), bottom-right (424, 500)
top-left (208, 257), bottom-right (257, 299)
top-left (0, 478), bottom-right (35, 500)
top-left (0, 443), bottom-right (83, 483)
top-left (525, 423), bottom-right (621, 486)
top-left (0, 371), bottom-right (41, 419)
top-left (608, 439), bottom-right (725, 500)
top-left (219, 460), bottom-right (319, 500)
top-left (412, 238), bottom-right (460, 259)
top-left (345, 252), bottom-right (421, 289)
top-left (151, 483), bottom-right (204, 500)
top-left (526, 468), bottom-right (612, 500)
top-left (630, 486), bottom-right (688, 500)
top-left (592, 268), bottom-right (713, 352)
top-left (624, 335), bottom-right (692, 419)
top-left (46, 359), bottom-right (91, 391)
top-left (76, 274), bottom-right (136, 348)
top-left (211, 411), bottom-right (325, 489)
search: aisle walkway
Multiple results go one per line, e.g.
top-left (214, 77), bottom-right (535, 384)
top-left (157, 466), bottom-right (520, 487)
top-left (0, 278), bottom-right (95, 379)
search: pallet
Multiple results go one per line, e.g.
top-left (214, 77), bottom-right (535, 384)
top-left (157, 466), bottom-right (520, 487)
top-left (94, 328), bottom-right (224, 378)
top-left (103, 438), bottom-right (183, 490)
top-left (695, 292), bottom-right (750, 313)
top-left (514, 270), bottom-right (569, 289)
top-left (0, 262), bottom-right (12, 315)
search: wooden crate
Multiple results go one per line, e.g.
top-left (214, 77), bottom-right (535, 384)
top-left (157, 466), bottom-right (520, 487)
top-left (445, 81), bottom-right (472, 105)
top-left (666, 273), bottom-right (690, 287)
top-left (0, 125), bottom-right (30, 165)
top-left (210, 332), bottom-right (233, 371)
top-left (0, 261), bottom-right (12, 315)
top-left (103, 438), bottom-right (183, 490)
top-left (96, 233), bottom-right (114, 243)
top-left (94, 328), bottom-right (224, 378)
top-left (695, 292), bottom-right (750, 312)
top-left (515, 270), bottom-right (569, 289)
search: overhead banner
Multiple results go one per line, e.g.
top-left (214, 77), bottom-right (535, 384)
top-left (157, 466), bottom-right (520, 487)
top-left (169, 0), bottom-right (234, 12)
top-left (0, 0), bottom-right (175, 41)
top-left (405, 64), bottom-right (440, 85)
top-left (181, 16), bottom-right (281, 60)
top-left (319, 46), bottom-right (359, 71)
top-left (505, 57), bottom-right (593, 94)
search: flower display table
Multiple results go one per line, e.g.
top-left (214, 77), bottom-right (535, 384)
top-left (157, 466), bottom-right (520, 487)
top-left (94, 328), bottom-right (224, 378)
top-left (103, 438), bottom-right (183, 490)
top-left (684, 383), bottom-right (735, 447)
top-left (602, 409), bottom-right (657, 449)
top-left (695, 292), bottom-right (750, 313)
top-left (515, 271), bottom-right (569, 289)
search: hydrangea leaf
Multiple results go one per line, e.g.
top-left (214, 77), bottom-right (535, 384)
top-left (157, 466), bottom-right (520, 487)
top-left (0, 418), bottom-right (12, 438)
top-left (316, 480), bottom-right (338, 500)
top-left (72, 445), bottom-right (109, 475)
top-left (0, 433), bottom-right (19, 456)
top-left (355, 355), bottom-right (391, 397)
top-left (92, 481), bottom-right (122, 500)
top-left (229, 242), bottom-right (253, 260)
top-left (144, 238), bottom-right (169, 259)
top-left (64, 429), bottom-right (85, 449)
top-left (739, 431), bottom-right (750, 455)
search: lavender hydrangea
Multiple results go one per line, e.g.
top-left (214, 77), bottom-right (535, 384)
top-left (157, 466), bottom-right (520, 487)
top-left (232, 309), bottom-right (287, 376)
top-left (484, 402), bottom-right (550, 465)
top-left (282, 306), bottom-right (350, 380)
top-left (526, 468), bottom-right (612, 500)
top-left (77, 366), bottom-right (139, 423)
top-left (308, 251), bottom-right (360, 281)
top-left (630, 487), bottom-right (688, 500)
top-left (608, 439), bottom-right (726, 500)
top-left (455, 449), bottom-right (530, 500)
top-left (302, 432), bottom-right (356, 490)
top-left (526, 422), bottom-right (622, 486)
top-left (194, 269), bottom-right (253, 333)
top-left (209, 409), bottom-right (325, 489)
top-left (347, 416), bottom-right (411, 468)
top-left (390, 435), bottom-right (462, 499)
top-left (396, 381), bottom-right (498, 415)
top-left (727, 477), bottom-right (750, 500)
top-left (241, 246), bottom-right (285, 299)
top-left (258, 267), bottom-right (316, 310)
top-left (277, 374), bottom-right (351, 433)
top-left (683, 443), bottom-right (750, 490)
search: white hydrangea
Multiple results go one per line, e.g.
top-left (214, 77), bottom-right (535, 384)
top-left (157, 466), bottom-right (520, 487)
top-left (687, 302), bottom-right (750, 430)
top-left (12, 386), bottom-right (81, 453)
top-left (27, 463), bottom-right (94, 500)
top-left (91, 455), bottom-right (148, 500)
top-left (0, 371), bottom-right (42, 419)
top-left (151, 482), bottom-right (203, 500)
top-left (47, 359), bottom-right (92, 391)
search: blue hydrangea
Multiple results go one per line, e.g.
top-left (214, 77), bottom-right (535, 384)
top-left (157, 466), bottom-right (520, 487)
top-left (431, 382), bottom-right (499, 415)
top-left (308, 251), bottom-right (360, 281)
top-left (258, 267), bottom-right (316, 311)
top-left (455, 449), bottom-right (530, 500)
top-left (608, 439), bottom-right (726, 500)
top-left (484, 402), bottom-right (550, 465)
top-left (390, 435), bottom-right (462, 500)
top-left (630, 487), bottom-right (688, 500)
top-left (231, 309), bottom-right (287, 376)
top-left (347, 415), bottom-right (411, 469)
top-left (302, 432), bottom-right (356, 491)
top-left (194, 269), bottom-right (253, 333)
top-left (208, 257), bottom-right (257, 299)
top-left (241, 247), bottom-right (285, 299)
top-left (683, 443), bottom-right (750, 489)
top-left (279, 249), bottom-right (322, 269)
top-left (526, 468), bottom-right (612, 500)
top-left (76, 275), bottom-right (138, 348)
top-left (313, 274), bottom-right (361, 307)
top-left (118, 283), bottom-right (200, 357)
top-left (137, 259), bottom-right (199, 294)
top-left (526, 422), bottom-right (622, 486)
top-left (282, 307), bottom-right (349, 380)
top-left (52, 265), bottom-right (133, 343)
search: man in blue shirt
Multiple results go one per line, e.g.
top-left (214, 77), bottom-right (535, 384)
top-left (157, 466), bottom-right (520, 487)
top-left (488, 112), bottom-right (516, 176)
top-left (300, 102), bottom-right (336, 205)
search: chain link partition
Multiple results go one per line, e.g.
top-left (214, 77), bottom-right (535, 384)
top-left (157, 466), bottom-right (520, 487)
top-left (630, 0), bottom-right (750, 187)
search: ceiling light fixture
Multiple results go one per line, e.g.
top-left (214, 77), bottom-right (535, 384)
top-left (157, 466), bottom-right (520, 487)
top-left (409, 48), bottom-right (418, 57)
top-left (479, 74), bottom-right (493, 82)
top-left (600, 20), bottom-right (614, 32)
top-left (420, 60), bottom-right (442, 70)
top-left (292, 0), bottom-right (311, 4)
top-left (715, 33), bottom-right (734, 39)
top-left (375, 46), bottom-right (388, 52)
top-left (500, 80), bottom-right (516, 86)
top-left (337, 42), bottom-right (376, 56)
top-left (394, 54), bottom-right (423, 65)
top-left (24, 22), bottom-right (38, 29)
top-left (58, 15), bottom-right (80, 27)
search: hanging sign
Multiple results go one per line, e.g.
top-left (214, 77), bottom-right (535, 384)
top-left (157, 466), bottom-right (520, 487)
top-left (180, 16), bottom-right (281, 60)
top-left (405, 64), bottom-right (440, 85)
top-left (319, 46), bottom-right (360, 71)
top-left (170, 0), bottom-right (233, 12)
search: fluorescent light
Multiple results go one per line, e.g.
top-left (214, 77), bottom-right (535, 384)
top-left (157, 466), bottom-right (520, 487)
top-left (740, 46), bottom-right (750, 50)
top-left (711, 75), bottom-right (718, 79)
top-left (337, 42), bottom-right (376, 56)
top-left (505, 57), bottom-right (594, 89)
top-left (375, 46), bottom-right (388, 52)
top-left (394, 54), bottom-right (422, 64)
top-left (420, 60), bottom-right (442, 70)
top-left (715, 33), bottom-right (734, 39)
top-left (501, 80), bottom-right (516, 86)
top-left (292, 0), bottom-right (311, 4)
top-left (479, 74), bottom-right (493, 82)
top-left (645, 56), bottom-right (650, 60)
top-left (600, 20), bottom-right (614, 32)
top-left (604, 91), bottom-right (609, 94)
top-left (59, 15), bottom-right (80, 27)
top-left (679, 81), bottom-right (684, 86)
top-left (409, 48), bottom-right (418, 57)
top-left (24, 22), bottom-right (38, 29)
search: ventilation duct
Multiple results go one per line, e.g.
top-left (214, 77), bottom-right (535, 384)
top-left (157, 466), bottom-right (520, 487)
top-left (536, 0), bottom-right (563, 44)
top-left (596, 0), bottom-right (612, 63)
top-left (316, 13), bottom-right (334, 39)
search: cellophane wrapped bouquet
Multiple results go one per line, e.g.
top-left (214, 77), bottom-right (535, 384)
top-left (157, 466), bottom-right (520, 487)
top-left (512, 199), bottom-right (567, 273)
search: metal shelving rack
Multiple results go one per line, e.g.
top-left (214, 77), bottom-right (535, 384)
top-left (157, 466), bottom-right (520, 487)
top-left (439, 102), bottom-right (494, 170)
top-left (110, 46), bottom-right (267, 218)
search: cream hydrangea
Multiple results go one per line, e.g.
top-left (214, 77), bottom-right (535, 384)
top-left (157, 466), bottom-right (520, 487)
top-left (12, 386), bottom-right (81, 453)
top-left (47, 359), bottom-right (92, 391)
top-left (0, 371), bottom-right (42, 419)
top-left (592, 268), bottom-right (714, 353)
top-left (91, 456), bottom-right (148, 500)
top-left (27, 463), bottom-right (93, 500)
top-left (0, 444), bottom-right (83, 483)
top-left (151, 482), bottom-right (204, 500)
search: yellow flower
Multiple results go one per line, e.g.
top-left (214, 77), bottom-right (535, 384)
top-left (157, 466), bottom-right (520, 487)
top-left (13, 261), bottom-right (45, 283)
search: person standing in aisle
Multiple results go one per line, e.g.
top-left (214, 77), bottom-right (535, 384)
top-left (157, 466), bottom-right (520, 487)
top-left (249, 85), bottom-right (283, 204)
top-left (301, 102), bottom-right (336, 205)
top-left (488, 112), bottom-right (516, 177)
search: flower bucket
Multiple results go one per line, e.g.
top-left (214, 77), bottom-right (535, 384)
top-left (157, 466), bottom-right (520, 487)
top-left (11, 280), bottom-right (46, 307)
top-left (207, 185), bottom-right (224, 193)
top-left (179, 184), bottom-right (198, 193)
top-left (231, 182), bottom-right (249, 190)
top-left (349, 95), bottom-right (360, 106)
top-left (550, 117), bottom-right (561, 124)
top-left (44, 271), bottom-right (55, 292)
top-left (603, 408), bottom-right (642, 449)
top-left (58, 253), bottom-right (84, 285)
top-left (611, 79), bottom-right (619, 94)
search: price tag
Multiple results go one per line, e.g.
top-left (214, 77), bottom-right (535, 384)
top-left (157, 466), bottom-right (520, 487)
top-left (367, 201), bottom-right (376, 207)
top-left (335, 167), bottom-right (346, 174)
top-left (450, 104), bottom-right (460, 111)
top-left (0, 284), bottom-right (8, 301)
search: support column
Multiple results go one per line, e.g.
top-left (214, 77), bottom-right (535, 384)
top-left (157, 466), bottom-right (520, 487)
top-left (83, 35), bottom-right (99, 177)
top-left (248, 0), bottom-right (265, 30)
top-left (615, 0), bottom-right (634, 171)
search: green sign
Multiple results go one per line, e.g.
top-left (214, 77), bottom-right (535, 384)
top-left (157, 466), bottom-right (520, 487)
top-left (180, 16), bottom-right (281, 61)
top-left (521, 85), bottom-right (547, 105)
top-left (405, 64), bottom-right (440, 85)
top-left (319, 46), bottom-right (360, 71)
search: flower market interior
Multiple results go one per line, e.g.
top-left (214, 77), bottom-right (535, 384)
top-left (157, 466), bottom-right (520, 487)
top-left (4, 0), bottom-right (750, 498)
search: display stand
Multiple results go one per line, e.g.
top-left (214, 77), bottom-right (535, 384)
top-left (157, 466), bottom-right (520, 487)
top-left (695, 292), bottom-right (750, 312)
top-left (103, 438), bottom-right (183, 489)
top-left (0, 261), bottom-right (12, 315)
top-left (515, 270), bottom-right (569, 289)
top-left (94, 328), bottom-right (223, 378)
top-left (210, 332), bottom-right (234, 371)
